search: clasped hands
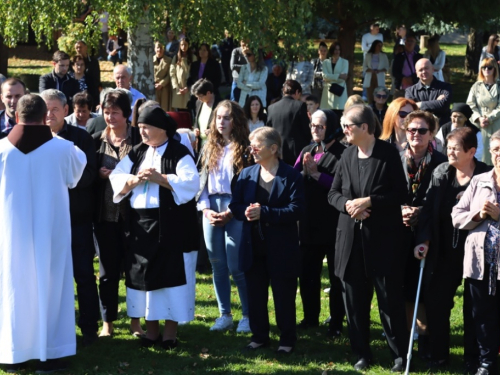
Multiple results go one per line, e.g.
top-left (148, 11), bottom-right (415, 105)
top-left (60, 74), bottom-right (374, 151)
top-left (402, 205), bottom-right (419, 227)
top-left (127, 168), bottom-right (165, 188)
top-left (204, 209), bottom-right (233, 227)
top-left (345, 197), bottom-right (371, 220)
top-left (302, 152), bottom-right (319, 179)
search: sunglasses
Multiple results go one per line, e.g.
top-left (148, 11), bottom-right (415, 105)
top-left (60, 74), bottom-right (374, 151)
top-left (375, 94), bottom-right (388, 99)
top-left (398, 111), bottom-right (410, 118)
top-left (482, 66), bottom-right (494, 71)
top-left (342, 122), bottom-right (362, 130)
top-left (406, 128), bottom-right (430, 135)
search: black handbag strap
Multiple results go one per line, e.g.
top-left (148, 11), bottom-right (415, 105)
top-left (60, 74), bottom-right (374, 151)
top-left (403, 52), bottom-right (415, 75)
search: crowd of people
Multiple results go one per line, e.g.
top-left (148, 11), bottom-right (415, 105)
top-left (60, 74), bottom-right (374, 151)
top-left (2, 26), bottom-right (500, 375)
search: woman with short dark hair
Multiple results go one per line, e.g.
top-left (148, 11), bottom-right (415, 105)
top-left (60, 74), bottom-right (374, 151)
top-left (71, 54), bottom-right (88, 92)
top-left (188, 43), bottom-right (222, 95)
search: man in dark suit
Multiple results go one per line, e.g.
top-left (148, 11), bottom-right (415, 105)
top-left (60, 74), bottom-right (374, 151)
top-left (39, 51), bottom-right (80, 114)
top-left (328, 104), bottom-right (409, 373)
top-left (392, 35), bottom-right (423, 94)
top-left (267, 79), bottom-right (311, 165)
top-left (266, 64), bottom-right (287, 105)
top-left (405, 58), bottom-right (452, 125)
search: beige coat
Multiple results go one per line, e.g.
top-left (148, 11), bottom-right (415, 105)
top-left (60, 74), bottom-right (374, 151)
top-left (452, 169), bottom-right (500, 280)
top-left (321, 57), bottom-right (349, 110)
top-left (362, 52), bottom-right (389, 88)
top-left (467, 81), bottom-right (500, 165)
top-left (170, 55), bottom-right (196, 109)
top-left (154, 55), bottom-right (173, 112)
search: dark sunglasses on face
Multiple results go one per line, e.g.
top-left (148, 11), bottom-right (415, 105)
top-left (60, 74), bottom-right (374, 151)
top-left (375, 94), bottom-right (388, 99)
top-left (398, 111), bottom-right (410, 118)
top-left (482, 66), bottom-right (494, 71)
top-left (406, 127), bottom-right (430, 135)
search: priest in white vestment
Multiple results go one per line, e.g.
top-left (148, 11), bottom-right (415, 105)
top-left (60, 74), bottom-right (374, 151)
top-left (110, 106), bottom-right (199, 350)
top-left (0, 95), bottom-right (86, 373)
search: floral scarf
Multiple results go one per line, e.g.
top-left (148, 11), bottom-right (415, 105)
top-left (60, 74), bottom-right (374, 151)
top-left (405, 142), bottom-right (433, 201)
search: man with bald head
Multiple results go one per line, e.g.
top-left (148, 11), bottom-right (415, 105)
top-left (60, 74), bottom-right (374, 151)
top-left (113, 64), bottom-right (146, 113)
top-left (405, 58), bottom-right (452, 125)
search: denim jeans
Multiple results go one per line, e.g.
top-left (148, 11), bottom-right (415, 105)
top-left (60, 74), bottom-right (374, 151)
top-left (203, 194), bottom-right (248, 316)
top-left (230, 81), bottom-right (241, 102)
top-left (107, 51), bottom-right (123, 66)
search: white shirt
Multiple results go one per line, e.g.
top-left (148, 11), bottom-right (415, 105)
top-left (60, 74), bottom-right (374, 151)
top-left (110, 142), bottom-right (199, 208)
top-left (197, 145), bottom-right (234, 211)
top-left (361, 32), bottom-right (384, 56)
top-left (436, 126), bottom-right (483, 161)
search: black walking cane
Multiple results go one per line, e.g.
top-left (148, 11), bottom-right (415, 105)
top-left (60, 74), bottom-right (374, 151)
top-left (405, 248), bottom-right (426, 375)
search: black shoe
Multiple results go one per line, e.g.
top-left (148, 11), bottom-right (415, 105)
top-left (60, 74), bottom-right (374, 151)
top-left (296, 320), bottom-right (319, 329)
top-left (418, 335), bottom-right (430, 360)
top-left (4, 363), bottom-right (27, 373)
top-left (475, 363), bottom-right (491, 375)
top-left (82, 332), bottom-right (98, 347)
top-left (428, 358), bottom-right (449, 370)
top-left (140, 334), bottom-right (161, 348)
top-left (35, 359), bottom-right (68, 374)
top-left (354, 358), bottom-right (371, 371)
top-left (160, 339), bottom-right (178, 350)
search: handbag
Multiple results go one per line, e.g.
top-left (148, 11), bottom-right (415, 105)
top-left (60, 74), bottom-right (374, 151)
top-left (329, 83), bottom-right (345, 96)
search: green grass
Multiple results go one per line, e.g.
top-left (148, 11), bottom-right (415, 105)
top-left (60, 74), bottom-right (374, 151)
top-left (0, 258), bottom-right (469, 375)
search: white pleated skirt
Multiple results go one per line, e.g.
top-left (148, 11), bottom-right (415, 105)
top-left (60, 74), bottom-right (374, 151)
top-left (126, 251), bottom-right (198, 321)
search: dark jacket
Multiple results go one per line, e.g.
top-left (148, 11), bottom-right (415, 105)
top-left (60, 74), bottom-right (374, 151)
top-left (296, 141), bottom-right (346, 245)
top-left (405, 78), bottom-right (453, 125)
top-left (165, 40), bottom-right (180, 59)
top-left (193, 95), bottom-right (222, 153)
top-left (392, 51), bottom-right (423, 89)
top-left (188, 58), bottom-right (222, 94)
top-left (266, 71), bottom-right (287, 105)
top-left (58, 121), bottom-right (97, 224)
top-left (0, 109), bottom-right (15, 139)
top-left (400, 148), bottom-right (447, 207)
top-left (267, 96), bottom-right (311, 165)
top-left (416, 160), bottom-right (492, 288)
top-left (39, 71), bottom-right (80, 114)
top-left (328, 140), bottom-right (408, 279)
top-left (86, 116), bottom-right (107, 135)
top-left (84, 55), bottom-right (101, 111)
top-left (106, 37), bottom-right (125, 54)
top-left (229, 160), bottom-right (306, 278)
top-left (370, 103), bottom-right (388, 124)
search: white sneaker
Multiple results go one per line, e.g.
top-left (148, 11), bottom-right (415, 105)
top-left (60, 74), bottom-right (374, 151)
top-left (236, 317), bottom-right (251, 333)
top-left (210, 315), bottom-right (233, 331)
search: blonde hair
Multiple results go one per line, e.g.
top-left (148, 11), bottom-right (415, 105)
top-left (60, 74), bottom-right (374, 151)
top-left (380, 97), bottom-right (418, 140)
top-left (478, 57), bottom-right (499, 82)
top-left (344, 95), bottom-right (365, 110)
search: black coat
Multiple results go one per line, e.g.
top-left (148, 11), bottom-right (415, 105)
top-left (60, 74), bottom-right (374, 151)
top-left (296, 141), bottom-right (346, 245)
top-left (39, 71), bottom-right (80, 114)
top-left (83, 55), bottom-right (101, 111)
top-left (267, 96), bottom-right (311, 165)
top-left (328, 140), bottom-right (408, 279)
top-left (188, 58), bottom-right (222, 94)
top-left (266, 72), bottom-right (287, 104)
top-left (86, 116), bottom-right (107, 135)
top-left (58, 121), bottom-right (97, 224)
top-left (392, 51), bottom-right (423, 89)
top-left (405, 79), bottom-right (453, 125)
top-left (229, 160), bottom-right (306, 278)
top-left (416, 160), bottom-right (492, 289)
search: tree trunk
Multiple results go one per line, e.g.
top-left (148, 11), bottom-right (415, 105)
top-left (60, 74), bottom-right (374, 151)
top-left (0, 36), bottom-right (8, 76)
top-left (464, 28), bottom-right (483, 78)
top-left (337, 17), bottom-right (357, 96)
top-left (127, 18), bottom-right (155, 98)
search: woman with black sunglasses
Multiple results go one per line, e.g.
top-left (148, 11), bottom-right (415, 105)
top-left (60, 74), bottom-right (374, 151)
top-left (380, 97), bottom-right (418, 151)
top-left (370, 86), bottom-right (389, 123)
top-left (467, 57), bottom-right (500, 165)
top-left (399, 110), bottom-right (447, 359)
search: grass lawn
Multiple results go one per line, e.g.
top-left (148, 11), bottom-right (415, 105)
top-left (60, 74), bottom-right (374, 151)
top-left (1, 258), bottom-right (468, 375)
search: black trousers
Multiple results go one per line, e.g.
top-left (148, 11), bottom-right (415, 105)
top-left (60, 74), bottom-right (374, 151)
top-left (342, 229), bottom-right (408, 363)
top-left (71, 222), bottom-right (100, 335)
top-left (466, 270), bottom-right (500, 371)
top-left (424, 255), bottom-right (475, 361)
top-left (94, 220), bottom-right (127, 322)
top-left (245, 255), bottom-right (297, 347)
top-left (299, 244), bottom-right (345, 330)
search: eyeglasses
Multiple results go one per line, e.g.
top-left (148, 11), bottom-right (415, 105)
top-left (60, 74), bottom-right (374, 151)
top-left (398, 111), bottom-right (410, 118)
top-left (310, 124), bottom-right (326, 130)
top-left (247, 145), bottom-right (263, 154)
top-left (375, 94), bottom-right (388, 99)
top-left (406, 127), bottom-right (430, 135)
top-left (482, 66), bottom-right (494, 71)
top-left (490, 148), bottom-right (500, 155)
top-left (342, 122), bottom-right (362, 130)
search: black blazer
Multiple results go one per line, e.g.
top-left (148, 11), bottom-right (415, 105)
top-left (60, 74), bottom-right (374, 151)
top-left (229, 160), bottom-right (305, 278)
top-left (267, 96), bottom-right (311, 165)
top-left (39, 72), bottom-right (80, 114)
top-left (188, 58), bottom-right (222, 94)
top-left (165, 40), bottom-right (180, 59)
top-left (328, 139), bottom-right (408, 279)
top-left (392, 51), bottom-right (423, 89)
top-left (86, 116), bottom-right (107, 135)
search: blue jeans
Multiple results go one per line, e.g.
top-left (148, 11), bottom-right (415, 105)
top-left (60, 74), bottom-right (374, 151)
top-left (107, 51), bottom-right (123, 66)
top-left (230, 81), bottom-right (241, 102)
top-left (203, 194), bottom-right (248, 316)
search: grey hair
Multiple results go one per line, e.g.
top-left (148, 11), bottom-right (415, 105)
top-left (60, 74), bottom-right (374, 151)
top-left (374, 86), bottom-right (390, 96)
top-left (40, 89), bottom-right (67, 107)
top-left (138, 100), bottom-right (160, 113)
top-left (113, 88), bottom-right (133, 106)
top-left (490, 130), bottom-right (500, 145)
top-left (249, 127), bottom-right (282, 159)
top-left (113, 64), bottom-right (132, 77)
top-left (311, 109), bottom-right (327, 124)
top-left (100, 87), bottom-right (113, 105)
